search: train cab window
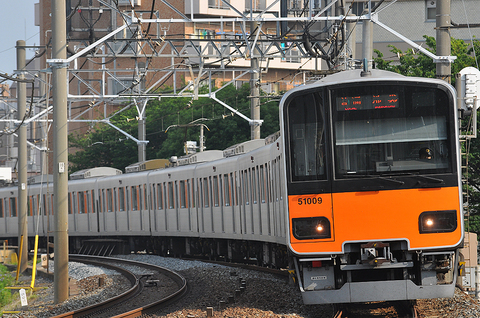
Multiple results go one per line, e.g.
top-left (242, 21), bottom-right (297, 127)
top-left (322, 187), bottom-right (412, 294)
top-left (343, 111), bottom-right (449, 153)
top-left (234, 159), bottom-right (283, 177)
top-left (286, 92), bottom-right (326, 181)
top-left (332, 84), bottom-right (453, 178)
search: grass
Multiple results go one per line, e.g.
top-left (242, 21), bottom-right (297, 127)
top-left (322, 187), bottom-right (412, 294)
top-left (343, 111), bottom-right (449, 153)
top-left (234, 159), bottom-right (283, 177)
top-left (0, 263), bottom-right (14, 311)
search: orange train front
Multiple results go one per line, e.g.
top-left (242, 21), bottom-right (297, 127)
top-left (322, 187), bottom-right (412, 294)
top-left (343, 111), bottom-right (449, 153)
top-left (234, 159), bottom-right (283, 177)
top-left (280, 69), bottom-right (463, 304)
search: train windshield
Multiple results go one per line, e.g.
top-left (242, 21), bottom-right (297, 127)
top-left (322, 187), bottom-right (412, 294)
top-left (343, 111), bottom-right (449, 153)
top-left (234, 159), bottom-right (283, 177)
top-left (332, 84), bottom-right (453, 178)
top-left (287, 92), bottom-right (326, 181)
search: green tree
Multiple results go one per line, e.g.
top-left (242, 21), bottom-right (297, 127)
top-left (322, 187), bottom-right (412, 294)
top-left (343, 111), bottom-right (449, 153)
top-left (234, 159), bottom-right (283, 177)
top-left (69, 83), bottom-right (280, 174)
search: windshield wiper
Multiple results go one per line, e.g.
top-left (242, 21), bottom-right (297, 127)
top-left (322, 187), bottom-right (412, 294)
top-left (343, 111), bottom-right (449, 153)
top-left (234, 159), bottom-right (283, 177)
top-left (415, 175), bottom-right (444, 185)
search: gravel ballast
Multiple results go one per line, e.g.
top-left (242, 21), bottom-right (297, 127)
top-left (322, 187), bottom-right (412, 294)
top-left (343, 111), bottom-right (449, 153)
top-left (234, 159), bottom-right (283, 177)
top-left (3, 254), bottom-right (480, 317)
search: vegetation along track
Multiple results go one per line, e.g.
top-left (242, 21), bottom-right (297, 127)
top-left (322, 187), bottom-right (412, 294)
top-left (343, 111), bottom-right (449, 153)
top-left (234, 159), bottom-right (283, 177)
top-left (52, 255), bottom-right (187, 318)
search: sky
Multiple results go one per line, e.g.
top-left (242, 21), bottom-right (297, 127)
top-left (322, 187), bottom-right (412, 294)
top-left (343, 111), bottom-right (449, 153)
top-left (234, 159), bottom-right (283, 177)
top-left (0, 0), bottom-right (39, 78)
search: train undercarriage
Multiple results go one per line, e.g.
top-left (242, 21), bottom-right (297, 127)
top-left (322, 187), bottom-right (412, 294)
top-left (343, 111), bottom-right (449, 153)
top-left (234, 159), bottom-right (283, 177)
top-left (293, 240), bottom-right (458, 304)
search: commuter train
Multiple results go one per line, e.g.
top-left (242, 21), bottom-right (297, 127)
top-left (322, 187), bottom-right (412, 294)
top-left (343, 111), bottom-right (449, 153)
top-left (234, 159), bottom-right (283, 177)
top-left (0, 69), bottom-right (463, 304)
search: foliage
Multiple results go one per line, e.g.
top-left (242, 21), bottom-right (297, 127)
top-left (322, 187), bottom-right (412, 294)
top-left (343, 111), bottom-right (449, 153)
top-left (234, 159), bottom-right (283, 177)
top-left (0, 264), bottom-right (14, 308)
top-left (69, 83), bottom-right (280, 174)
top-left (374, 35), bottom-right (479, 84)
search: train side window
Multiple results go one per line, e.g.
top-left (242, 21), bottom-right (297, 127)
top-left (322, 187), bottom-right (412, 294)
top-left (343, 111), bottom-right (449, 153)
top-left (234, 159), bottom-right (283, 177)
top-left (223, 174), bottom-right (230, 206)
top-left (286, 92), bottom-right (326, 181)
top-left (87, 190), bottom-right (93, 213)
top-left (27, 197), bottom-right (32, 216)
top-left (101, 189), bottom-right (107, 213)
top-left (143, 184), bottom-right (147, 210)
top-left (0, 198), bottom-right (3, 218)
top-left (231, 173), bottom-right (236, 206)
top-left (131, 186), bottom-right (138, 211)
top-left (107, 189), bottom-right (113, 212)
top-left (114, 188), bottom-right (118, 212)
top-left (157, 183), bottom-right (163, 209)
top-left (10, 197), bottom-right (16, 217)
top-left (244, 170), bottom-right (250, 205)
top-left (139, 185), bottom-right (143, 211)
top-left (68, 193), bottom-right (72, 215)
top-left (260, 165), bottom-right (266, 203)
top-left (119, 187), bottom-right (125, 211)
top-left (168, 182), bottom-right (174, 209)
top-left (73, 192), bottom-right (78, 214)
top-left (78, 191), bottom-right (85, 214)
top-left (188, 179), bottom-right (193, 208)
top-left (126, 187), bottom-right (130, 212)
top-left (51, 195), bottom-right (54, 215)
top-left (213, 176), bottom-right (219, 207)
top-left (252, 167), bottom-right (257, 204)
top-left (203, 177), bottom-right (209, 208)
top-left (180, 180), bottom-right (186, 208)
top-left (43, 194), bottom-right (47, 215)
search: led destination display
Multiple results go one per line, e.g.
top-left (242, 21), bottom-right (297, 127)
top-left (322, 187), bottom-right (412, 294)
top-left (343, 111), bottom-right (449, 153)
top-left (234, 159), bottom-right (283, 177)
top-left (336, 93), bottom-right (399, 111)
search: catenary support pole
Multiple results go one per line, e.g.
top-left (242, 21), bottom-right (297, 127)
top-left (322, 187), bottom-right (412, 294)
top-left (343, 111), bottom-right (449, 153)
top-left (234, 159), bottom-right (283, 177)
top-left (16, 40), bottom-right (28, 274)
top-left (436, 0), bottom-right (451, 83)
top-left (250, 16), bottom-right (261, 140)
top-left (52, 0), bottom-right (69, 304)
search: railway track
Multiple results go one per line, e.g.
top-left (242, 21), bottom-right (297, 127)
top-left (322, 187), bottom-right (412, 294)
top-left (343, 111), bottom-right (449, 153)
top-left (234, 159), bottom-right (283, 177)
top-left (51, 255), bottom-right (187, 318)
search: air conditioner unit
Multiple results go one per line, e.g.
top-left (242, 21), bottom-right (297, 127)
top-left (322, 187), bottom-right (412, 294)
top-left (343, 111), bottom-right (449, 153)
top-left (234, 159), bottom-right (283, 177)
top-left (117, 0), bottom-right (141, 6)
top-left (426, 0), bottom-right (436, 8)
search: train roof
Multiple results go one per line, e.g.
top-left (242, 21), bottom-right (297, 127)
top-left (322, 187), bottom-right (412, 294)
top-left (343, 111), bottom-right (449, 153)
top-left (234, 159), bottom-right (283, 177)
top-left (125, 159), bottom-right (170, 173)
top-left (223, 139), bottom-right (265, 158)
top-left (70, 167), bottom-right (123, 180)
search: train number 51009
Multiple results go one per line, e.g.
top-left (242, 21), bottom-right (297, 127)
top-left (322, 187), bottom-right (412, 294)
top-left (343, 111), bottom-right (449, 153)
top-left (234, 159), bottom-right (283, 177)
top-left (297, 197), bottom-right (322, 205)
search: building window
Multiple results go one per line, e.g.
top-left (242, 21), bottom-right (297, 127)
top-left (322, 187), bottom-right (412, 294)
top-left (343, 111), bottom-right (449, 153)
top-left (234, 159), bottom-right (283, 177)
top-left (426, 0), bottom-right (436, 21)
top-left (245, 0), bottom-right (266, 11)
top-left (209, 0), bottom-right (230, 9)
top-left (348, 1), bottom-right (376, 16)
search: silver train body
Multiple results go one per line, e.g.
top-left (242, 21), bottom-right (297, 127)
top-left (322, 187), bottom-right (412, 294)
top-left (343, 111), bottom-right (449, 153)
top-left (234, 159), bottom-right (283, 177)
top-left (0, 69), bottom-right (463, 305)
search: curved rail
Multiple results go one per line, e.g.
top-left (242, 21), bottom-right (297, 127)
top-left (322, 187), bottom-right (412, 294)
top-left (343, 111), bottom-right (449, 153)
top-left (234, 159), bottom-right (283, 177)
top-left (50, 255), bottom-right (187, 318)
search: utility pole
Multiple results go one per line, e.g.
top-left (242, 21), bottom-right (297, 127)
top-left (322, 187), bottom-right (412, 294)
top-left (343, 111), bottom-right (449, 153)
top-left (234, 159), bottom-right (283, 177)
top-left (362, 15), bottom-right (373, 69)
top-left (436, 0), bottom-right (451, 83)
top-left (16, 40), bottom-right (28, 274)
top-left (250, 12), bottom-right (261, 140)
top-left (51, 0), bottom-right (69, 304)
top-left (138, 118), bottom-right (146, 162)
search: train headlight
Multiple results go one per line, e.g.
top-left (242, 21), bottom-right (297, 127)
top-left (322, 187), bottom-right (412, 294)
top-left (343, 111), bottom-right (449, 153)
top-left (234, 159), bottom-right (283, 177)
top-left (419, 210), bottom-right (457, 234)
top-left (292, 217), bottom-right (331, 240)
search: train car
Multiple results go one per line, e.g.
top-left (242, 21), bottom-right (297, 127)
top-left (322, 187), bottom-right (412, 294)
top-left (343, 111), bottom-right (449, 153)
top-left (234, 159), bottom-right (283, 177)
top-left (280, 69), bottom-right (463, 303)
top-left (0, 68), bottom-right (464, 306)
